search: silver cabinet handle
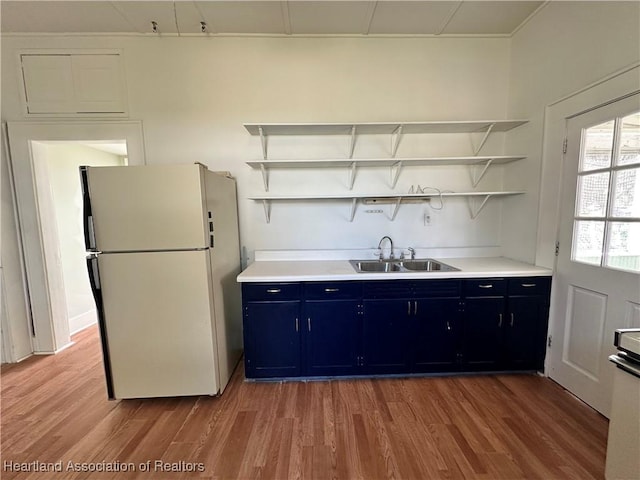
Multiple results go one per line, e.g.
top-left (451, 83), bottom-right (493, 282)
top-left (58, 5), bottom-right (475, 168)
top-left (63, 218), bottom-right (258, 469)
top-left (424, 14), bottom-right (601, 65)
top-left (266, 289), bottom-right (281, 293)
top-left (479, 284), bottom-right (493, 289)
top-left (308, 317), bottom-right (312, 331)
top-left (498, 313), bottom-right (503, 327)
top-left (510, 313), bottom-right (515, 327)
top-left (521, 283), bottom-right (536, 287)
top-left (295, 318), bottom-right (299, 332)
top-left (414, 301), bottom-right (418, 316)
top-left (324, 288), bottom-right (339, 292)
top-left (408, 301), bottom-right (411, 315)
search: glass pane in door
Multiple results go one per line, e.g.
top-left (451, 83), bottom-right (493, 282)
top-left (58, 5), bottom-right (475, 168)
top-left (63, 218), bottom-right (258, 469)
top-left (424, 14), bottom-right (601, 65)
top-left (606, 222), bottom-right (640, 272)
top-left (576, 172), bottom-right (610, 217)
top-left (617, 112), bottom-right (640, 167)
top-left (572, 221), bottom-right (605, 265)
top-left (581, 120), bottom-right (614, 171)
top-left (611, 168), bottom-right (640, 218)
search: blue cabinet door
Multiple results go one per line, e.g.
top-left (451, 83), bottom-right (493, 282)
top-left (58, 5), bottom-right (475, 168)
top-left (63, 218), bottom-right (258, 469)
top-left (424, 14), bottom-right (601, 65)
top-left (413, 298), bottom-right (460, 372)
top-left (243, 301), bottom-right (301, 378)
top-left (506, 296), bottom-right (544, 370)
top-left (304, 300), bottom-right (360, 376)
top-left (362, 299), bottom-right (412, 374)
top-left (462, 297), bottom-right (505, 370)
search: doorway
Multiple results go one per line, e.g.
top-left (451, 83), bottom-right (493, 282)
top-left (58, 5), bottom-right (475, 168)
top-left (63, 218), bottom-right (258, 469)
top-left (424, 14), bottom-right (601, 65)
top-left (547, 95), bottom-right (640, 416)
top-left (31, 141), bottom-right (127, 335)
top-left (6, 122), bottom-right (145, 354)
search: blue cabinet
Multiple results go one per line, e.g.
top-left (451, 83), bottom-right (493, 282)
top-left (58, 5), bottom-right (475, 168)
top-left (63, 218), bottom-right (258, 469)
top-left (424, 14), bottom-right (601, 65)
top-left (413, 298), bottom-right (461, 372)
top-left (242, 283), bottom-right (302, 378)
top-left (461, 277), bottom-right (552, 371)
top-left (506, 277), bottom-right (551, 370)
top-left (304, 282), bottom-right (362, 376)
top-left (362, 299), bottom-right (412, 374)
top-left (241, 275), bottom-right (551, 379)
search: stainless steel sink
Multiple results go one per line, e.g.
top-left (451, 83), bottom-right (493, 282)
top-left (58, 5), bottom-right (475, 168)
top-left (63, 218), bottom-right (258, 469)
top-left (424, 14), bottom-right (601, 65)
top-left (351, 260), bottom-right (403, 272)
top-left (398, 259), bottom-right (459, 272)
top-left (349, 259), bottom-right (459, 273)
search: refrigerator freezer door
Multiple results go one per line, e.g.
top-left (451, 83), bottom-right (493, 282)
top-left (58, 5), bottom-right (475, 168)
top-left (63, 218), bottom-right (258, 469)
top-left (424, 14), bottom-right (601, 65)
top-left (204, 171), bottom-right (243, 393)
top-left (84, 164), bottom-right (208, 252)
top-left (98, 250), bottom-right (220, 399)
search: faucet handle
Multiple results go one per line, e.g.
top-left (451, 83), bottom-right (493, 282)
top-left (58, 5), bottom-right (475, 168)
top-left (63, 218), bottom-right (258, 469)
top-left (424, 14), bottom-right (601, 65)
top-left (408, 247), bottom-right (416, 259)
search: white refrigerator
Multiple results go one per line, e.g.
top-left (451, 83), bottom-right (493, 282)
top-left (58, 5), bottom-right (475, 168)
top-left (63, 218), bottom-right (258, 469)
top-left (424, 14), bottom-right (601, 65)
top-left (81, 163), bottom-right (242, 400)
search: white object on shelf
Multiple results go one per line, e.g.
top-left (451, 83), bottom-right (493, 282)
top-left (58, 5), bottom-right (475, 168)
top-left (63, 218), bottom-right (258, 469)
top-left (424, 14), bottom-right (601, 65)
top-left (248, 191), bottom-right (525, 223)
top-left (246, 155), bottom-right (526, 191)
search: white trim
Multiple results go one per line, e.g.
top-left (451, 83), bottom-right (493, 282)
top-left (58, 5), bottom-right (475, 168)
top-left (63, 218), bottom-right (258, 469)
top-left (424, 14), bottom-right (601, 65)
top-left (510, 1), bottom-right (550, 37)
top-left (6, 121), bottom-right (146, 354)
top-left (549, 62), bottom-right (640, 108)
top-left (33, 340), bottom-right (75, 355)
top-left (0, 32), bottom-right (514, 39)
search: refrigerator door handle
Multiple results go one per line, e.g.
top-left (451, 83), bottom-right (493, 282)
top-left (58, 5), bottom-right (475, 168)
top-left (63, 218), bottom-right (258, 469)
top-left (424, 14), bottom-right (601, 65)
top-left (87, 255), bottom-right (114, 400)
top-left (80, 166), bottom-right (97, 251)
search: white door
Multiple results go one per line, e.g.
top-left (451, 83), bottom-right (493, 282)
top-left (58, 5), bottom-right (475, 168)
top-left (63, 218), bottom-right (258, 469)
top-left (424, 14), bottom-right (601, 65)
top-left (86, 164), bottom-right (208, 252)
top-left (548, 95), bottom-right (640, 416)
top-left (97, 249), bottom-right (220, 399)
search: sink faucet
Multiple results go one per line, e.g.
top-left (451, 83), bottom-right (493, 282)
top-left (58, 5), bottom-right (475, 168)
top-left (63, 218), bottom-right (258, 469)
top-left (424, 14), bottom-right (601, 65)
top-left (408, 247), bottom-right (416, 260)
top-left (377, 236), bottom-right (394, 260)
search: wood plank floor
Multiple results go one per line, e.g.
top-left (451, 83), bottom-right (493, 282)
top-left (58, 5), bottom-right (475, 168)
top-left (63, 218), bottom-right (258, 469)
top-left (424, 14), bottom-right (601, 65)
top-left (1, 326), bottom-right (608, 480)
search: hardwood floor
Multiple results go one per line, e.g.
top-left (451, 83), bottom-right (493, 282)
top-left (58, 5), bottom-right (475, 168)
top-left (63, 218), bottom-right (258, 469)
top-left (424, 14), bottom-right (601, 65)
top-left (1, 326), bottom-right (608, 480)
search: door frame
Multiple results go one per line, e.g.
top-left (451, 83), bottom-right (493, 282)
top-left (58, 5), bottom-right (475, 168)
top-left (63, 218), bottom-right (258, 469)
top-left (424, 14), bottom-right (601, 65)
top-left (7, 121), bottom-right (145, 353)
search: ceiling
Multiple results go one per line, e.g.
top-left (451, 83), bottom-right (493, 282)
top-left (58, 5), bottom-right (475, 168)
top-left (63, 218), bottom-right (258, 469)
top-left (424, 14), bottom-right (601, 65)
top-left (0, 1), bottom-right (545, 36)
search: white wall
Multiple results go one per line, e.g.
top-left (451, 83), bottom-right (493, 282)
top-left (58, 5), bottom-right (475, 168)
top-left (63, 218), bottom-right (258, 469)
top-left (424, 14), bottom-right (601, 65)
top-left (504, 1), bottom-right (640, 266)
top-left (38, 143), bottom-right (125, 334)
top-left (1, 35), bottom-right (513, 261)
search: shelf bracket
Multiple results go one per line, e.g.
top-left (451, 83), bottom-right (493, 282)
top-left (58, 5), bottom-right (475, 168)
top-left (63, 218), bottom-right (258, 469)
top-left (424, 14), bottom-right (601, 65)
top-left (260, 163), bottom-right (270, 192)
top-left (472, 123), bottom-right (495, 156)
top-left (262, 200), bottom-right (271, 223)
top-left (348, 162), bottom-right (358, 190)
top-left (390, 197), bottom-right (402, 221)
top-left (390, 161), bottom-right (403, 188)
top-left (467, 194), bottom-right (492, 219)
top-left (258, 126), bottom-right (268, 160)
top-left (471, 159), bottom-right (493, 188)
top-left (391, 124), bottom-right (404, 157)
top-left (349, 198), bottom-right (358, 222)
top-left (349, 125), bottom-right (357, 159)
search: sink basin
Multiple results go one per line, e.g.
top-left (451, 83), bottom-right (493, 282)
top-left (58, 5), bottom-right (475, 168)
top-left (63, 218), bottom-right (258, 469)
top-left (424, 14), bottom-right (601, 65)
top-left (349, 259), bottom-right (459, 273)
top-left (398, 259), bottom-right (459, 272)
top-left (351, 260), bottom-right (403, 272)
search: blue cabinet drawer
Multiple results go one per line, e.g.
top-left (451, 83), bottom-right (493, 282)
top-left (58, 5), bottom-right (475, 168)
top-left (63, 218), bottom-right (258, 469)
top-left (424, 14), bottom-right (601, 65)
top-left (508, 277), bottom-right (551, 296)
top-left (463, 278), bottom-right (507, 296)
top-left (305, 282), bottom-right (362, 300)
top-left (413, 280), bottom-right (461, 298)
top-left (363, 281), bottom-right (412, 299)
top-left (242, 282), bottom-right (301, 301)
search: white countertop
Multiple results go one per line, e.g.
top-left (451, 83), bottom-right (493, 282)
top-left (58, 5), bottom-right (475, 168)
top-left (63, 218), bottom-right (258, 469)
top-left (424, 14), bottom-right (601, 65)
top-left (237, 256), bottom-right (552, 282)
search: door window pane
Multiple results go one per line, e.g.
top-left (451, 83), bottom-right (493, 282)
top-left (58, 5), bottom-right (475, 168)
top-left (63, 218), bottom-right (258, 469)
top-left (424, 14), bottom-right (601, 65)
top-left (576, 172), bottom-right (610, 217)
top-left (611, 168), bottom-right (640, 218)
top-left (606, 222), bottom-right (640, 272)
top-left (573, 221), bottom-right (605, 265)
top-left (581, 120), bottom-right (614, 171)
top-left (617, 112), bottom-right (640, 167)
